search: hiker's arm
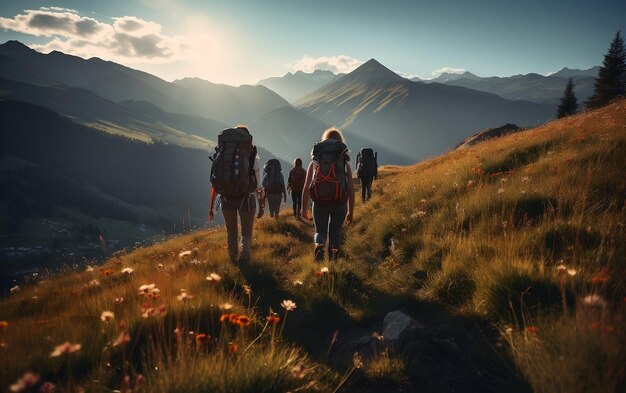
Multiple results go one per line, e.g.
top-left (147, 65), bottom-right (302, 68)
top-left (301, 162), bottom-right (314, 219)
top-left (346, 164), bottom-right (355, 224)
top-left (254, 155), bottom-right (262, 192)
top-left (281, 175), bottom-right (287, 202)
top-left (287, 170), bottom-right (292, 191)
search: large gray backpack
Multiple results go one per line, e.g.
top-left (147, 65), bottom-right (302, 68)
top-left (262, 159), bottom-right (283, 194)
top-left (210, 127), bottom-right (257, 197)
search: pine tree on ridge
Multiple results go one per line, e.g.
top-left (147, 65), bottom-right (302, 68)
top-left (557, 78), bottom-right (578, 118)
top-left (586, 30), bottom-right (626, 109)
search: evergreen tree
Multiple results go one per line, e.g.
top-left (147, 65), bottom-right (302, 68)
top-left (557, 78), bottom-right (577, 118)
top-left (587, 30), bottom-right (626, 109)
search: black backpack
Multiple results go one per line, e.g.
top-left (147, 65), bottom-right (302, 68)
top-left (210, 127), bottom-right (257, 197)
top-left (357, 147), bottom-right (378, 179)
top-left (263, 159), bottom-right (283, 194)
top-left (309, 139), bottom-right (349, 204)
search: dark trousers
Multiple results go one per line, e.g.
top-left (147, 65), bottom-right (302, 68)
top-left (361, 177), bottom-right (373, 202)
top-left (267, 193), bottom-right (282, 218)
top-left (291, 189), bottom-right (302, 217)
top-left (313, 202), bottom-right (347, 259)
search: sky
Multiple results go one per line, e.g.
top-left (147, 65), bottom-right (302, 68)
top-left (0, 0), bottom-right (625, 86)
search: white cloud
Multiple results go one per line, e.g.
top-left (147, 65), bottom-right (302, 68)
top-left (395, 71), bottom-right (421, 80)
top-left (431, 66), bottom-right (467, 77)
top-left (0, 8), bottom-right (185, 63)
top-left (38, 7), bottom-right (79, 14)
top-left (290, 55), bottom-right (363, 74)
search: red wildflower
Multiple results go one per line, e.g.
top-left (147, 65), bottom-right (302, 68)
top-left (236, 315), bottom-right (251, 327)
top-left (195, 333), bottom-right (211, 345)
top-left (525, 326), bottom-right (538, 333)
top-left (100, 269), bottom-right (115, 277)
top-left (591, 275), bottom-right (607, 285)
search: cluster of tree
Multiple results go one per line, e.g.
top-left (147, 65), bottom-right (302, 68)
top-left (557, 30), bottom-right (625, 118)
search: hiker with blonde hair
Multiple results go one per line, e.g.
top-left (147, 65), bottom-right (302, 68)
top-left (301, 128), bottom-right (355, 261)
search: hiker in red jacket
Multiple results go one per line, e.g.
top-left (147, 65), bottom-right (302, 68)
top-left (287, 158), bottom-right (306, 218)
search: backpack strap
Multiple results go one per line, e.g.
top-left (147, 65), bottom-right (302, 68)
top-left (249, 145), bottom-right (258, 192)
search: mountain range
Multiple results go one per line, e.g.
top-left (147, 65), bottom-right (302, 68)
top-left (257, 69), bottom-right (342, 104)
top-left (410, 67), bottom-right (598, 105)
top-left (296, 59), bottom-right (554, 159)
top-left (0, 40), bottom-right (289, 125)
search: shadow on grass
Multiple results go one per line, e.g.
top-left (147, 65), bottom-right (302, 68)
top-left (238, 250), bottom-right (531, 393)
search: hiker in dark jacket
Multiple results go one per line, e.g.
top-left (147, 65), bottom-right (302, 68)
top-left (356, 148), bottom-right (378, 203)
top-left (302, 128), bottom-right (355, 261)
top-left (287, 158), bottom-right (307, 218)
top-left (262, 159), bottom-right (287, 218)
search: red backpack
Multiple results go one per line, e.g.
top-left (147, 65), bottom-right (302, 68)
top-left (309, 140), bottom-right (349, 204)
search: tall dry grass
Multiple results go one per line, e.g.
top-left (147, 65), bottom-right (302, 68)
top-left (343, 99), bottom-right (626, 392)
top-left (1, 100), bottom-right (625, 392)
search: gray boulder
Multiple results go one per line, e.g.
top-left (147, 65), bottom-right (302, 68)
top-left (383, 310), bottom-right (423, 345)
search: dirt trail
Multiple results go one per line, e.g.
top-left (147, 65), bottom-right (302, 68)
top-left (247, 215), bottom-right (529, 393)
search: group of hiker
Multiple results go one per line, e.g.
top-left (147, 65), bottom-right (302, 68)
top-left (208, 126), bottom-right (378, 263)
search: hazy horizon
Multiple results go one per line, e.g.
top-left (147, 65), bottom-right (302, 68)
top-left (1, 0), bottom-right (624, 86)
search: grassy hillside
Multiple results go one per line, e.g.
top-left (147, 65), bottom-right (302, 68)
top-left (0, 77), bottom-right (216, 150)
top-left (1, 100), bottom-right (625, 392)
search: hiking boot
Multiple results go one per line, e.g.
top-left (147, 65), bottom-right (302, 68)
top-left (239, 236), bottom-right (252, 262)
top-left (314, 243), bottom-right (325, 262)
top-left (329, 247), bottom-right (339, 261)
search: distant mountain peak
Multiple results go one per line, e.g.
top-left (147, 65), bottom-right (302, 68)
top-left (551, 66), bottom-right (600, 79)
top-left (347, 58), bottom-right (404, 82)
top-left (431, 70), bottom-right (480, 83)
top-left (0, 40), bottom-right (34, 53)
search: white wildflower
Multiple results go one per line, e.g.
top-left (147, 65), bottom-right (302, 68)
top-left (206, 273), bottom-right (221, 282)
top-left (100, 311), bottom-right (115, 322)
top-left (281, 300), bottom-right (297, 311)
